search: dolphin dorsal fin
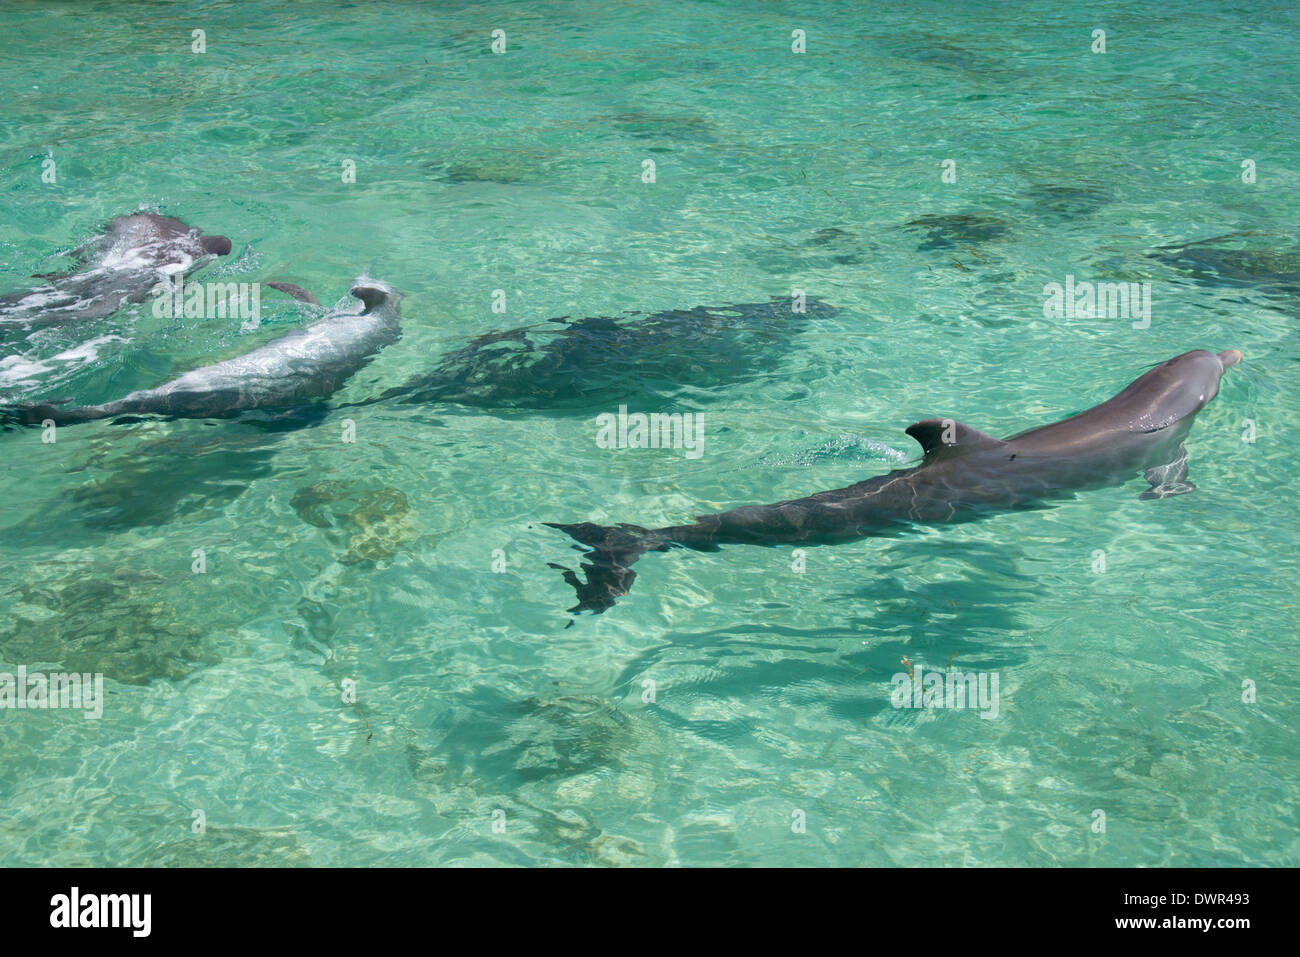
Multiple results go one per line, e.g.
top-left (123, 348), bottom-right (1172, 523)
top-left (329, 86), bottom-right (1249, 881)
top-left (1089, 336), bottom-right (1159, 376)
top-left (905, 419), bottom-right (1005, 458)
top-left (349, 279), bottom-right (400, 315)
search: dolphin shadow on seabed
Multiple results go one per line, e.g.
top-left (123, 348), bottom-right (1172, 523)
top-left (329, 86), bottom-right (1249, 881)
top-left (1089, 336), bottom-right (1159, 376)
top-left (0, 419), bottom-right (287, 534)
top-left (902, 212), bottom-right (1013, 253)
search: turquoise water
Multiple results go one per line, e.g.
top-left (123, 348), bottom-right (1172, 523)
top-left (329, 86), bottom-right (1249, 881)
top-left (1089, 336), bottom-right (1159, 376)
top-left (1, 0), bottom-right (1297, 866)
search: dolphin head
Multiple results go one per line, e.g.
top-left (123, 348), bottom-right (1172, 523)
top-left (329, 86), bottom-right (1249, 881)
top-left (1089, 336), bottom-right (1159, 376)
top-left (1132, 349), bottom-right (1241, 428)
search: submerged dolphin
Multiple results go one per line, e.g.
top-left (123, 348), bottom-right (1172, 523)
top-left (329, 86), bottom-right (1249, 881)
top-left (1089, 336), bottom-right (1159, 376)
top-left (0, 213), bottom-right (232, 339)
top-left (1148, 233), bottom-right (1300, 297)
top-left (2, 278), bottom-right (401, 427)
top-left (547, 349), bottom-right (1242, 614)
top-left (359, 297), bottom-right (837, 414)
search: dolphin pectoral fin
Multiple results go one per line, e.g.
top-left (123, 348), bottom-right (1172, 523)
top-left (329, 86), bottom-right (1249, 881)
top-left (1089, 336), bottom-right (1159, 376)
top-left (1139, 444), bottom-right (1194, 499)
top-left (1139, 481), bottom-right (1196, 500)
top-left (267, 282), bottom-right (321, 307)
top-left (906, 419), bottom-right (1006, 457)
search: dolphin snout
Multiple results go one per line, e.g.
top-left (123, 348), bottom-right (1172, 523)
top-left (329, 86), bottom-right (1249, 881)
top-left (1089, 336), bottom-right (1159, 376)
top-left (1217, 349), bottom-right (1243, 368)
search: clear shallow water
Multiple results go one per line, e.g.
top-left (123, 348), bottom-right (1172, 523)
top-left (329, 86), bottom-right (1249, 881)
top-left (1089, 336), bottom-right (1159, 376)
top-left (0, 0), bottom-right (1297, 866)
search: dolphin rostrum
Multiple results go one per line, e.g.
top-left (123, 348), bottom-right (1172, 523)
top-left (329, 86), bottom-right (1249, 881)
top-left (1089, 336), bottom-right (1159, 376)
top-left (0, 213), bottom-right (232, 339)
top-left (547, 349), bottom-right (1242, 614)
top-left (2, 278), bottom-right (401, 427)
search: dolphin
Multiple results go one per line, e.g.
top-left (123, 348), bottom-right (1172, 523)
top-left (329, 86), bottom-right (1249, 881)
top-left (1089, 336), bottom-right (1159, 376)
top-left (1, 278), bottom-right (401, 427)
top-left (1148, 233), bottom-right (1300, 298)
top-left (547, 349), bottom-right (1243, 614)
top-left (0, 213), bottom-right (232, 340)
top-left (353, 296), bottom-right (838, 414)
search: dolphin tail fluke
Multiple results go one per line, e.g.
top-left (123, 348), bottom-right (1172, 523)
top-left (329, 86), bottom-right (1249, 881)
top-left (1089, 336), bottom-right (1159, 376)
top-left (545, 522), bottom-right (663, 614)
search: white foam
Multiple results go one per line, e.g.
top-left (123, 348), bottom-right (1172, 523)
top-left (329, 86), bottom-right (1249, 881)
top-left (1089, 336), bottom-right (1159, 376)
top-left (53, 333), bottom-right (129, 363)
top-left (0, 354), bottom-right (52, 387)
top-left (0, 334), bottom-right (130, 389)
top-left (4, 287), bottom-right (71, 310)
